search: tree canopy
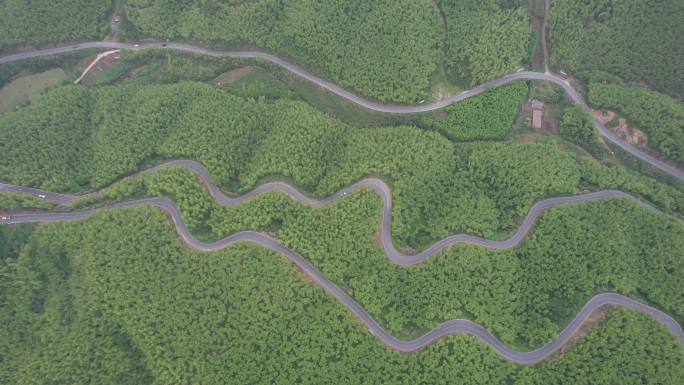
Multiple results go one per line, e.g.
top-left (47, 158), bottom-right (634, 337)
top-left (549, 0), bottom-right (684, 97)
top-left (438, 0), bottom-right (531, 85)
top-left (84, 166), bottom-right (684, 348)
top-left (0, 0), bottom-right (112, 47)
top-left (124, 0), bottom-right (443, 103)
top-left (1, 206), bottom-right (682, 384)
top-left (2, 81), bottom-right (683, 249)
top-left (420, 82), bottom-right (527, 141)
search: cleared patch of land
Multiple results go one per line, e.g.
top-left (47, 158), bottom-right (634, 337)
top-left (0, 68), bottom-right (68, 112)
top-left (215, 66), bottom-right (255, 85)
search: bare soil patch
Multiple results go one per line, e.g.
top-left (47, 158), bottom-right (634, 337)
top-left (592, 109), bottom-right (647, 146)
top-left (544, 111), bottom-right (559, 134)
top-left (196, 175), bottom-right (211, 193)
top-left (535, 306), bottom-right (609, 365)
top-left (432, 111), bottom-right (449, 120)
top-left (215, 66), bottom-right (255, 85)
top-left (518, 133), bottom-right (544, 144)
top-left (561, 307), bottom-right (608, 350)
top-left (372, 229), bottom-right (383, 247)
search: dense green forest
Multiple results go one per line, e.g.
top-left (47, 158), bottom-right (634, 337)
top-left (420, 82), bottom-right (527, 141)
top-left (588, 82), bottom-right (684, 166)
top-left (0, 0), bottom-right (533, 103)
top-left (549, 0), bottom-right (684, 96)
top-left (438, 0), bottom-right (531, 85)
top-left (124, 0), bottom-right (443, 103)
top-left (2, 3), bottom-right (683, 381)
top-left (560, 105), bottom-right (602, 157)
top-left (1, 208), bottom-right (682, 384)
top-left (85, 166), bottom-right (684, 348)
top-left (120, 0), bottom-right (535, 102)
top-left (0, 0), bottom-right (112, 48)
top-left (2, 82), bottom-right (683, 248)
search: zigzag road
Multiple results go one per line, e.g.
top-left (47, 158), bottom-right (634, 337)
top-left (1, 160), bottom-right (682, 364)
top-left (1, 41), bottom-right (683, 181)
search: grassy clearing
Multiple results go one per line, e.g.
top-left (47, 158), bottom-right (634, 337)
top-left (0, 68), bottom-right (69, 112)
top-left (428, 63), bottom-right (464, 102)
top-left (92, 62), bottom-right (131, 85)
top-left (214, 66), bottom-right (254, 85)
top-left (219, 67), bottom-right (295, 99)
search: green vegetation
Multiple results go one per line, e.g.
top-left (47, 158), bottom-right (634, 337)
top-left (123, 0), bottom-right (443, 103)
top-left (88, 167), bottom-right (684, 347)
top-left (217, 67), bottom-right (295, 100)
top-left (560, 105), bottom-right (602, 157)
top-left (91, 62), bottom-right (129, 85)
top-left (118, 48), bottom-right (254, 84)
top-left (1, 206), bottom-right (682, 384)
top-left (549, 0), bottom-right (684, 96)
top-left (588, 82), bottom-right (684, 165)
top-left (0, 86), bottom-right (95, 191)
top-left (0, 69), bottom-right (69, 112)
top-left (439, 0), bottom-right (530, 85)
top-left (2, 3), bottom-right (682, 381)
top-left (0, 0), bottom-right (112, 48)
top-left (0, 193), bottom-right (55, 210)
top-left (0, 49), bottom-right (99, 89)
top-left (421, 82), bottom-right (527, 141)
top-left (2, 81), bottom-right (683, 249)
top-left (118, 0), bottom-right (535, 102)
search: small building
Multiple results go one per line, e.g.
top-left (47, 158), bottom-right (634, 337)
top-left (531, 99), bottom-right (544, 129)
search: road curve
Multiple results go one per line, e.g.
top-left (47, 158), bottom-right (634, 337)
top-left (1, 42), bottom-right (682, 181)
top-left (2, 162), bottom-right (683, 364)
top-left (1, 197), bottom-right (682, 364)
top-left (0, 159), bottom-right (662, 266)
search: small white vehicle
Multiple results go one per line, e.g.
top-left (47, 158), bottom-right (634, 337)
top-left (133, 44), bottom-right (140, 48)
top-left (38, 194), bottom-right (46, 199)
top-left (1, 215), bottom-right (11, 221)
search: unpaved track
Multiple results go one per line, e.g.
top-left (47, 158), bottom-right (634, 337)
top-left (1, 160), bottom-right (682, 364)
top-left (1, 41), bottom-right (682, 181)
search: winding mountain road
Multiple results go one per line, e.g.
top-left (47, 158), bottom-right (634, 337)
top-left (1, 41), bottom-right (683, 181)
top-left (1, 160), bottom-right (682, 364)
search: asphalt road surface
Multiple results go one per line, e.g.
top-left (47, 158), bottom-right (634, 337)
top-left (1, 41), bottom-right (682, 181)
top-left (2, 160), bottom-right (682, 364)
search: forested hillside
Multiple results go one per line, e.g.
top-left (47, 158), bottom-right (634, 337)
top-left (87, 166), bottom-right (684, 349)
top-left (0, 0), bottom-right (112, 47)
top-left (124, 0), bottom-right (443, 103)
top-left (549, 0), bottom-right (684, 96)
top-left (0, 0), bottom-right (533, 102)
top-left (588, 82), bottom-right (684, 166)
top-left (420, 82), bottom-right (527, 141)
top-left (1, 208), bottom-right (682, 384)
top-left (438, 0), bottom-right (530, 85)
top-left (2, 3), bottom-right (683, 383)
top-left (2, 82), bottom-right (683, 248)
top-left (121, 0), bottom-right (533, 102)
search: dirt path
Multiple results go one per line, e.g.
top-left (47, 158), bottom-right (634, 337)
top-left (542, 0), bottom-right (550, 73)
top-left (73, 50), bottom-right (120, 84)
